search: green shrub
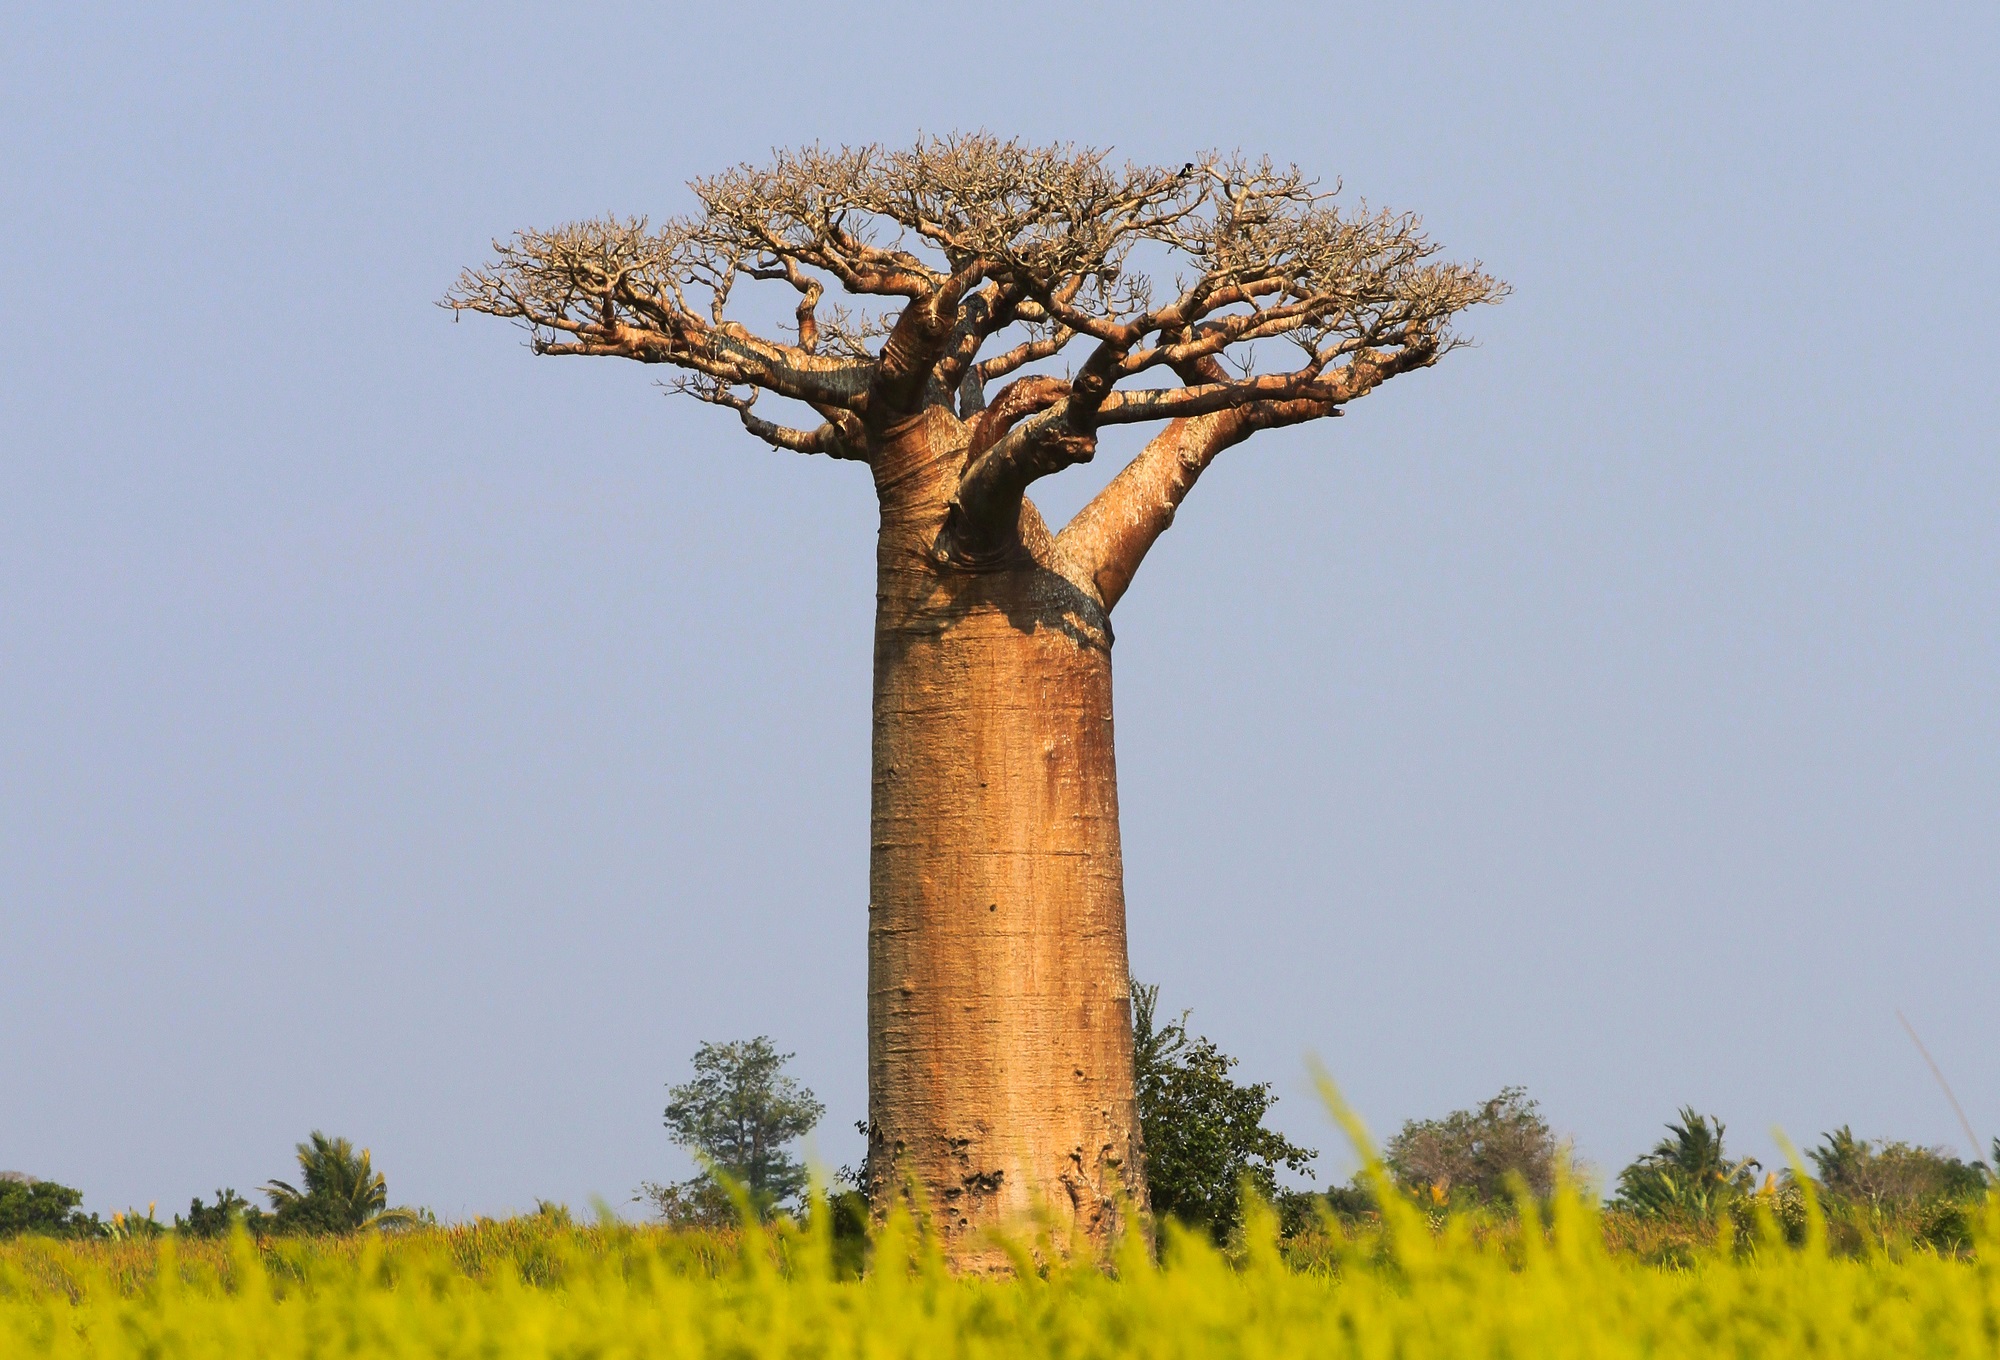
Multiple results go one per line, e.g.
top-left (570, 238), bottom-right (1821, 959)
top-left (1381, 1087), bottom-right (1562, 1208)
top-left (1131, 982), bottom-right (1315, 1244)
top-left (0, 1176), bottom-right (101, 1239)
top-left (1810, 1126), bottom-right (1986, 1212)
top-left (173, 1191), bottom-right (254, 1239)
top-left (1615, 1107), bottom-right (1760, 1219)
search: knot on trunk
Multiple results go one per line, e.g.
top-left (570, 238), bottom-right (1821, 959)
top-left (931, 499), bottom-right (1027, 572)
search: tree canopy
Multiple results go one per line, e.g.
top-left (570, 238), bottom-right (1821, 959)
top-left (0, 1174), bottom-right (99, 1239)
top-left (1382, 1087), bottom-right (1564, 1207)
top-left (175, 1189), bottom-right (254, 1238)
top-left (448, 137), bottom-right (1503, 598)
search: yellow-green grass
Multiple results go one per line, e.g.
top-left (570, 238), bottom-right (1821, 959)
top-left (7, 1083), bottom-right (1993, 1357)
top-left (4, 1189), bottom-right (1996, 1358)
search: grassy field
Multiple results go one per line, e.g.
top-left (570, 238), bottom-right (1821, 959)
top-left (4, 1186), bottom-right (1996, 1358)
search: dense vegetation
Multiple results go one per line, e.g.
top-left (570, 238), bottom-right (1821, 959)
top-left (0, 1178), bottom-right (99, 1240)
top-left (3, 1175), bottom-right (1996, 1359)
top-left (10, 999), bottom-right (1994, 1360)
top-left (11, 1009), bottom-right (1993, 1256)
top-left (8, 1035), bottom-right (1996, 1356)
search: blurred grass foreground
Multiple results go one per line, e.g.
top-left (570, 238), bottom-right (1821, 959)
top-left (5, 1184), bottom-right (1998, 1359)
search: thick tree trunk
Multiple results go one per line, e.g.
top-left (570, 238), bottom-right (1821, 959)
top-left (864, 411), bottom-right (1143, 1266)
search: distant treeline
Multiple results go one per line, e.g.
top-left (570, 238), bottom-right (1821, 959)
top-left (10, 992), bottom-right (1993, 1258)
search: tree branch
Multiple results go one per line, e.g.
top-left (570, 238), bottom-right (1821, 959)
top-left (677, 379), bottom-right (867, 461)
top-left (745, 254), bottom-right (825, 352)
top-left (445, 221), bottom-right (875, 413)
top-left (927, 377), bottom-right (1074, 563)
top-left (1091, 336), bottom-right (1439, 424)
top-left (1050, 342), bottom-right (1435, 609)
top-left (866, 260), bottom-right (988, 425)
top-left (1048, 412), bottom-right (1254, 610)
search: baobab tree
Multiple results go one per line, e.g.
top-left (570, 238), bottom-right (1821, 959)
top-left (448, 137), bottom-right (1502, 1263)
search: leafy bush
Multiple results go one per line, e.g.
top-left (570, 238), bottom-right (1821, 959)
top-left (1131, 982), bottom-right (1315, 1243)
top-left (1808, 1126), bottom-right (1986, 1212)
top-left (1615, 1107), bottom-right (1760, 1219)
top-left (0, 1175), bottom-right (101, 1239)
top-left (635, 1176), bottom-right (740, 1229)
top-left (174, 1190), bottom-right (254, 1239)
top-left (101, 1206), bottom-right (165, 1242)
top-left (1381, 1087), bottom-right (1562, 1207)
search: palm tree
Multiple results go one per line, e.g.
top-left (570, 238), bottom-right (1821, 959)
top-left (1614, 1108), bottom-right (1760, 1219)
top-left (1809, 1125), bottom-right (1870, 1188)
top-left (263, 1131), bottom-right (417, 1233)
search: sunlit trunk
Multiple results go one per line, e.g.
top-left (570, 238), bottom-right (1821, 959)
top-left (863, 411), bottom-right (1143, 1267)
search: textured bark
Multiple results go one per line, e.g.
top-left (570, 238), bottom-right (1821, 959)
top-left (864, 409), bottom-right (1140, 1265)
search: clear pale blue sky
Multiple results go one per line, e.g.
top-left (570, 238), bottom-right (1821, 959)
top-left (3, 4), bottom-right (1995, 1218)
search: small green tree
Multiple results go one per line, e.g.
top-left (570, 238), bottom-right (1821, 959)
top-left (0, 1174), bottom-right (102, 1238)
top-left (1382, 1087), bottom-right (1562, 1207)
top-left (641, 1037), bottom-right (824, 1224)
top-left (1807, 1127), bottom-right (1986, 1212)
top-left (262, 1132), bottom-right (417, 1234)
top-left (1614, 1108), bottom-right (1759, 1219)
top-left (175, 1189), bottom-right (256, 1238)
top-left (1132, 981), bottom-right (1316, 1244)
